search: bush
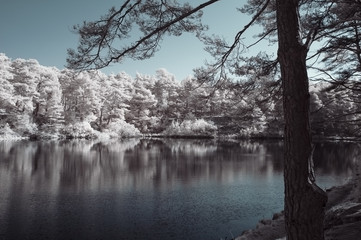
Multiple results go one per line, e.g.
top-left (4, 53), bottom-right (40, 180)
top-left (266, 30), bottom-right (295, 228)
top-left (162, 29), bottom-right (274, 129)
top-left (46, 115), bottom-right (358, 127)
top-left (12, 115), bottom-right (38, 136)
top-left (103, 119), bottom-right (141, 138)
top-left (162, 119), bottom-right (217, 137)
top-left (239, 122), bottom-right (268, 138)
top-left (0, 123), bottom-right (25, 140)
top-left (62, 121), bottom-right (97, 139)
top-left (35, 123), bottom-right (65, 140)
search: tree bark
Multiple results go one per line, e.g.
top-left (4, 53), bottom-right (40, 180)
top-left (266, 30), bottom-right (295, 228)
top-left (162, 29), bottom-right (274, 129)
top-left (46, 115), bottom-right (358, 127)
top-left (276, 0), bottom-right (328, 239)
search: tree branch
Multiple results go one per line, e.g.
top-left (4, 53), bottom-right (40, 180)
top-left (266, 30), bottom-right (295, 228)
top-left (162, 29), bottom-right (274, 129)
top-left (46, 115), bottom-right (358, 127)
top-left (67, 0), bottom-right (220, 71)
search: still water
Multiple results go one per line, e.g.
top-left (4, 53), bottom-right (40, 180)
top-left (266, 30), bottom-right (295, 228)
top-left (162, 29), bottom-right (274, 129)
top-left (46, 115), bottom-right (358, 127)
top-left (0, 139), bottom-right (357, 240)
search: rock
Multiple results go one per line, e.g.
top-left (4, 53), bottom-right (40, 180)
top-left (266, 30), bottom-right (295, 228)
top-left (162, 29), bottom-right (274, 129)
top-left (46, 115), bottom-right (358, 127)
top-left (325, 221), bottom-right (361, 240)
top-left (325, 202), bottom-right (361, 228)
top-left (235, 214), bottom-right (285, 240)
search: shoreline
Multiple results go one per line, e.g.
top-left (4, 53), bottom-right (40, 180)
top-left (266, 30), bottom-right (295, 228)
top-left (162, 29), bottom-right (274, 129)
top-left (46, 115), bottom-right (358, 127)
top-left (3, 133), bottom-right (361, 142)
top-left (235, 160), bottom-right (361, 240)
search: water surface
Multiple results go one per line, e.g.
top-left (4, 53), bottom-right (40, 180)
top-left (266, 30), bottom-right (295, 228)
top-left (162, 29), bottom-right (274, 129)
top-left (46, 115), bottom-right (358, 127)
top-left (0, 139), bottom-right (356, 240)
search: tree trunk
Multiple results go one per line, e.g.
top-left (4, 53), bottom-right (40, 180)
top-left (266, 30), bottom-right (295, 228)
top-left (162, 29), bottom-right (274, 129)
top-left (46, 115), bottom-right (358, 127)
top-left (276, 0), bottom-right (328, 239)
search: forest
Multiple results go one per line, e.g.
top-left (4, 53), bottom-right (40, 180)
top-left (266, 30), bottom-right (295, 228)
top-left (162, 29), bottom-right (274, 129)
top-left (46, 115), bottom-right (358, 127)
top-left (0, 52), bottom-right (360, 140)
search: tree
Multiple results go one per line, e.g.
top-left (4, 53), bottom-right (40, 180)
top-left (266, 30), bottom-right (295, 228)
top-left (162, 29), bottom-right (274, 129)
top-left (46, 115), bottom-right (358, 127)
top-left (33, 67), bottom-right (63, 123)
top-left (154, 69), bottom-right (181, 118)
top-left (32, 66), bottom-right (64, 136)
top-left (66, 0), bottom-right (334, 238)
top-left (179, 76), bottom-right (211, 118)
top-left (127, 75), bottom-right (158, 132)
top-left (277, 1), bottom-right (327, 238)
top-left (10, 58), bottom-right (42, 135)
top-left (303, 0), bottom-right (361, 84)
top-left (0, 54), bottom-right (15, 119)
top-left (59, 70), bottom-right (102, 124)
top-left (10, 58), bottom-right (40, 114)
top-left (102, 72), bottom-right (133, 126)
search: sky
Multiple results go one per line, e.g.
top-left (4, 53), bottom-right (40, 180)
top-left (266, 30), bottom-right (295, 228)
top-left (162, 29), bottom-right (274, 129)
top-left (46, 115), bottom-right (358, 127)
top-left (0, 0), bottom-right (271, 81)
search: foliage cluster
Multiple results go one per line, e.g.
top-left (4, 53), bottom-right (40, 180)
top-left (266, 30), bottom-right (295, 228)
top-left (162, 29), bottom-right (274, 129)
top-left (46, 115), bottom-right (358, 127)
top-left (1, 53), bottom-right (360, 139)
top-left (162, 119), bottom-right (217, 137)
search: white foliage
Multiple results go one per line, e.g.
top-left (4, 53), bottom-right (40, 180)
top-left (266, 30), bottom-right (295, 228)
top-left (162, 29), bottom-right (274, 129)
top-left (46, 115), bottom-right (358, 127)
top-left (63, 121), bottom-right (96, 139)
top-left (14, 115), bottom-right (38, 135)
top-left (163, 119), bottom-right (217, 136)
top-left (103, 119), bottom-right (141, 138)
top-left (0, 54), bottom-right (15, 108)
top-left (0, 123), bottom-right (26, 140)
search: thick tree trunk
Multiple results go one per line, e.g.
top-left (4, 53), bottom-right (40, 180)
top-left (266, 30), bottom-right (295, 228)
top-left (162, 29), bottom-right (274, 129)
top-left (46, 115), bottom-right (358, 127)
top-left (276, 0), bottom-right (328, 239)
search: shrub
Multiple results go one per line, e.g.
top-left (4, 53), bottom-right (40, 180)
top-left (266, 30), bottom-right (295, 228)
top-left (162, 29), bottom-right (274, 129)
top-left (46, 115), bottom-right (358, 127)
top-left (62, 121), bottom-right (97, 139)
top-left (163, 119), bottom-right (217, 137)
top-left (35, 123), bottom-right (65, 140)
top-left (103, 119), bottom-right (141, 138)
top-left (12, 115), bottom-right (38, 136)
top-left (0, 123), bottom-right (25, 140)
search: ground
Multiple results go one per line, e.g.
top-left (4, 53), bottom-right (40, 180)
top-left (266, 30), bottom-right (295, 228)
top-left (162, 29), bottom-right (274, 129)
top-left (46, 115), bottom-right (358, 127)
top-left (236, 159), bottom-right (361, 240)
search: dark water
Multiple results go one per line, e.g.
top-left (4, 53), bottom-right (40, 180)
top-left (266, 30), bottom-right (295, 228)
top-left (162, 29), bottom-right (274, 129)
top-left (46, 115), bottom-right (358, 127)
top-left (0, 139), bottom-right (357, 240)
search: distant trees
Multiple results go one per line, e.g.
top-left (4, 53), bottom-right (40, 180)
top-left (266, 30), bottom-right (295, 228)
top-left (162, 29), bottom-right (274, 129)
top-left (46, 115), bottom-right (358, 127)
top-left (99, 72), bottom-right (133, 127)
top-left (0, 54), bottom-right (15, 116)
top-left (0, 54), bottom-right (219, 138)
top-left (153, 69), bottom-right (180, 119)
top-left (0, 52), bottom-right (275, 139)
top-left (2, 52), bottom-right (361, 140)
top-left (310, 83), bottom-right (361, 137)
top-left (127, 75), bottom-right (158, 132)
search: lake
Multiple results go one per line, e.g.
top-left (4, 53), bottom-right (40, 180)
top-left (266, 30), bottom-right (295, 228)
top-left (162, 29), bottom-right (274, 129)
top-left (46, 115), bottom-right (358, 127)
top-left (0, 139), bottom-right (357, 240)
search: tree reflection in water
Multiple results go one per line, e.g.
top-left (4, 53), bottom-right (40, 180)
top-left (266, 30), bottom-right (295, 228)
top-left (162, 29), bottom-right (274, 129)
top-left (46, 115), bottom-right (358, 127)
top-left (0, 139), bottom-right (357, 240)
top-left (0, 139), bottom-right (356, 192)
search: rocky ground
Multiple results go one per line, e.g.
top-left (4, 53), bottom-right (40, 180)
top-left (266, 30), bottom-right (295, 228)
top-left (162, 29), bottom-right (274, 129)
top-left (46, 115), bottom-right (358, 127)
top-left (236, 160), bottom-right (361, 240)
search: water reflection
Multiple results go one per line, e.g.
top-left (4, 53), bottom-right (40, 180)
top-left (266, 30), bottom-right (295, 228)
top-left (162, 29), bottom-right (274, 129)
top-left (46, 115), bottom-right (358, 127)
top-left (0, 139), bottom-right (284, 191)
top-left (0, 139), bottom-right (357, 240)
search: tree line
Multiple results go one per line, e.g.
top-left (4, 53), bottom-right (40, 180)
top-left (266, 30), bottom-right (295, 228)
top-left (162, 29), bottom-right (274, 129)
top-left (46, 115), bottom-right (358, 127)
top-left (1, 52), bottom-right (359, 139)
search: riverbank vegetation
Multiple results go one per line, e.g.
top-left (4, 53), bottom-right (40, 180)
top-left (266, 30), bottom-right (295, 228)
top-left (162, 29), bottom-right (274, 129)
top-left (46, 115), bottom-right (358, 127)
top-left (1, 53), bottom-right (361, 140)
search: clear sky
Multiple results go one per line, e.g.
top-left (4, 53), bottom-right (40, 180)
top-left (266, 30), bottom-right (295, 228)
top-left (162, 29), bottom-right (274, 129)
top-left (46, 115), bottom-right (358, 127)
top-left (0, 0), bottom-right (268, 81)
